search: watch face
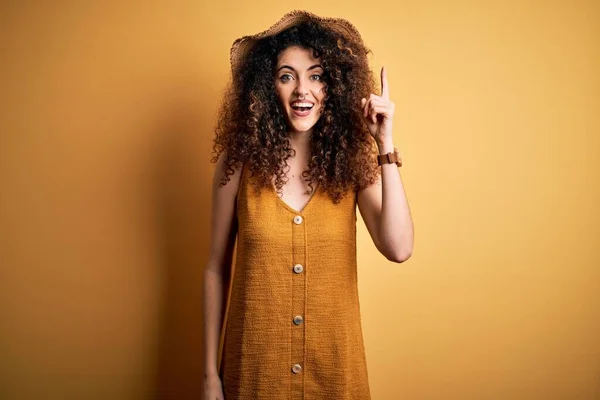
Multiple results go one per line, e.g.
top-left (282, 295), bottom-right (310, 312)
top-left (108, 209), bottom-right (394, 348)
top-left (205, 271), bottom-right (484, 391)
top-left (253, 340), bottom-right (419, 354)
top-left (393, 148), bottom-right (402, 167)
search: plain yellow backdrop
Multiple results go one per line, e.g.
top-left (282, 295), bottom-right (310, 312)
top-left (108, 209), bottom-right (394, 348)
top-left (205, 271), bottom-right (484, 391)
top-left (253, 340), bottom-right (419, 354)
top-left (0, 1), bottom-right (598, 399)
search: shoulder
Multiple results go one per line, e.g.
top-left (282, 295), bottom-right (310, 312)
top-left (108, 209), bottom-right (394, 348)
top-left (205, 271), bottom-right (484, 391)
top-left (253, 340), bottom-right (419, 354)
top-left (213, 150), bottom-right (244, 194)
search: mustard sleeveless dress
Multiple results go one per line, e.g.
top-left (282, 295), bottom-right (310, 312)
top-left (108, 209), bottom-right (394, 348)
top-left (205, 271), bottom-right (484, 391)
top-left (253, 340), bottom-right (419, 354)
top-left (218, 163), bottom-right (371, 399)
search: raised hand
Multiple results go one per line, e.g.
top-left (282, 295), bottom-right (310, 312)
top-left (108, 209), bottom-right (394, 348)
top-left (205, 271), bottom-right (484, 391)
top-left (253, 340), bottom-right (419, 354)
top-left (360, 66), bottom-right (395, 144)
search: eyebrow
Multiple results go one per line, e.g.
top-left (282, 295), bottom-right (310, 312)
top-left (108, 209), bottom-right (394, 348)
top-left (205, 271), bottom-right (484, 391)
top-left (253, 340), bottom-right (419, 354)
top-left (275, 64), bottom-right (324, 73)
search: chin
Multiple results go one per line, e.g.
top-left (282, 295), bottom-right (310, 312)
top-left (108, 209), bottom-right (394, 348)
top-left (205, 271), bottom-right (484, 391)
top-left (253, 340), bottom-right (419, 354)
top-left (290, 122), bottom-right (317, 133)
top-left (286, 112), bottom-right (321, 133)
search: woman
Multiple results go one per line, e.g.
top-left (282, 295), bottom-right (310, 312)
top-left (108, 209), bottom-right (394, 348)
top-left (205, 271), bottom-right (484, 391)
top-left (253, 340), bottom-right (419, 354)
top-left (203, 10), bottom-right (414, 399)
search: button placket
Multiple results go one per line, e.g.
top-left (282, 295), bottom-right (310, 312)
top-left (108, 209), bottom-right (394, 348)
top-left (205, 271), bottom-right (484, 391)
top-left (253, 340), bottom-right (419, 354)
top-left (291, 214), bottom-right (306, 396)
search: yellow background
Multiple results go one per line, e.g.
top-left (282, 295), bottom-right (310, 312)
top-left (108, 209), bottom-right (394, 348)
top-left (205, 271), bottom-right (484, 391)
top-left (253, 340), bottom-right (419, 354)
top-left (1, 1), bottom-right (598, 399)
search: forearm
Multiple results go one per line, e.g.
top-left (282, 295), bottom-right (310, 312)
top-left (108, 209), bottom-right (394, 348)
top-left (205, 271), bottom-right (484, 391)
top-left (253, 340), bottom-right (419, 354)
top-left (377, 134), bottom-right (414, 261)
top-left (203, 265), bottom-right (229, 378)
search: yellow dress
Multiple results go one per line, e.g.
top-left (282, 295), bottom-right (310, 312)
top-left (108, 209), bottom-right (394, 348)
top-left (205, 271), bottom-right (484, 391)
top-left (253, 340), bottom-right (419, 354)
top-left (218, 163), bottom-right (371, 399)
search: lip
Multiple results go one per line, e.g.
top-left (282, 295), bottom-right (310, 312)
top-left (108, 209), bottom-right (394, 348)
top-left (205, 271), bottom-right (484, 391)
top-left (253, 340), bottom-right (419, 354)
top-left (289, 100), bottom-right (315, 118)
top-left (291, 106), bottom-right (312, 117)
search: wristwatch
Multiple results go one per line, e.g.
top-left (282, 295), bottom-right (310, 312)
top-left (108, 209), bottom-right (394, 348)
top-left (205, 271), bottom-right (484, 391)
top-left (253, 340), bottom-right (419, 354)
top-left (377, 147), bottom-right (402, 167)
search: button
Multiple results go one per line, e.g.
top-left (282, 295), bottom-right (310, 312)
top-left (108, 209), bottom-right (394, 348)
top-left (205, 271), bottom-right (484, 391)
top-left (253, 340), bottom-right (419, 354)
top-left (293, 315), bottom-right (303, 325)
top-left (292, 363), bottom-right (302, 374)
top-left (293, 264), bottom-right (303, 274)
top-left (293, 215), bottom-right (303, 224)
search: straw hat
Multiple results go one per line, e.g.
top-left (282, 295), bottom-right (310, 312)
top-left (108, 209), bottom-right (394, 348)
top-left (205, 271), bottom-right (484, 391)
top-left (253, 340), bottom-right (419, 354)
top-left (229, 9), bottom-right (368, 74)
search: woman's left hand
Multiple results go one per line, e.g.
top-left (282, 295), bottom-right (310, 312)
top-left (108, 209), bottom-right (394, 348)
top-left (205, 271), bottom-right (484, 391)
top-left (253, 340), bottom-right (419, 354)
top-left (361, 66), bottom-right (395, 144)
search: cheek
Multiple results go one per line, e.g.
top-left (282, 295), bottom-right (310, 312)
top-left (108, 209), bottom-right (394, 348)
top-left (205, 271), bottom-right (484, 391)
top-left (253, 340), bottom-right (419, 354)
top-left (274, 89), bottom-right (285, 105)
top-left (316, 88), bottom-right (327, 112)
top-left (274, 84), bottom-right (289, 104)
top-left (317, 86), bottom-right (327, 100)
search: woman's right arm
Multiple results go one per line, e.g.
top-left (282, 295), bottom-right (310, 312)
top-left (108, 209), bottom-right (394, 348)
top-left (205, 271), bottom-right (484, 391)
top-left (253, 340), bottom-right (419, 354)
top-left (203, 150), bottom-right (242, 396)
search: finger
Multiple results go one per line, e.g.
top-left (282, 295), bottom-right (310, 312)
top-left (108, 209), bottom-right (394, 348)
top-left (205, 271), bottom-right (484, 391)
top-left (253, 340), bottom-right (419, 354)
top-left (369, 107), bottom-right (377, 124)
top-left (368, 96), bottom-right (385, 107)
top-left (370, 105), bottom-right (389, 115)
top-left (364, 95), bottom-right (382, 118)
top-left (369, 105), bottom-right (391, 124)
top-left (381, 66), bottom-right (389, 100)
top-left (368, 100), bottom-right (377, 122)
top-left (368, 101), bottom-right (385, 114)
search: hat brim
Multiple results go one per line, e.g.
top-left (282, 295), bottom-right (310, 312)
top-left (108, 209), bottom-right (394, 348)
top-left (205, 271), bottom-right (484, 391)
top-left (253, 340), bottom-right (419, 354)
top-left (229, 9), bottom-right (366, 74)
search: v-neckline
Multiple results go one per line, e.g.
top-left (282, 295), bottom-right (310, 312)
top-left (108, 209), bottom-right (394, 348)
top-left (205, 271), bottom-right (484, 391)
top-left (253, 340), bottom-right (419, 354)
top-left (270, 181), bottom-right (320, 215)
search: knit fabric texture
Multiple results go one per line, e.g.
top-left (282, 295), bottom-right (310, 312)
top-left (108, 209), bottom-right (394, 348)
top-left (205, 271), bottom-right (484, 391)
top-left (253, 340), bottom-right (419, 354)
top-left (218, 163), bottom-right (371, 399)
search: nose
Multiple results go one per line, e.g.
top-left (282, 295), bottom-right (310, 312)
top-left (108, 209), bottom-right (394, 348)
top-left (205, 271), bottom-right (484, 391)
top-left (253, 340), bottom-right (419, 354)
top-left (293, 77), bottom-right (309, 98)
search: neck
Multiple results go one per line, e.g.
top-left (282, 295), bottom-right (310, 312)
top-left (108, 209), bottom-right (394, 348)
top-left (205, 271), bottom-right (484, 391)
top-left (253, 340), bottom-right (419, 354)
top-left (287, 128), bottom-right (312, 154)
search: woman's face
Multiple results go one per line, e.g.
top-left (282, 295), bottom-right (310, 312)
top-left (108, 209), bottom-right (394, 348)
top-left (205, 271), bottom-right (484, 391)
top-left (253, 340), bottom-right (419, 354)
top-left (274, 46), bottom-right (327, 134)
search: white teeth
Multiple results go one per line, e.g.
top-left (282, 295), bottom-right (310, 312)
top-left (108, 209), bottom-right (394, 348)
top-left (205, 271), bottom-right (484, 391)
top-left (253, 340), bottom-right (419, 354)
top-left (291, 102), bottom-right (314, 108)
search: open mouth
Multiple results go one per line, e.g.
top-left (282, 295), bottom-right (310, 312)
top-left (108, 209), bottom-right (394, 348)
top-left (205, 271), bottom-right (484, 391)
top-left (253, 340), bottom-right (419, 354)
top-left (290, 102), bottom-right (314, 117)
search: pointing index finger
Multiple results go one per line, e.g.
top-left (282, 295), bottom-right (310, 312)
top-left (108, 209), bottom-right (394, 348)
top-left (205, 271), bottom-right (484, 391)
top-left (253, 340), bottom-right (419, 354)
top-left (381, 66), bottom-right (389, 99)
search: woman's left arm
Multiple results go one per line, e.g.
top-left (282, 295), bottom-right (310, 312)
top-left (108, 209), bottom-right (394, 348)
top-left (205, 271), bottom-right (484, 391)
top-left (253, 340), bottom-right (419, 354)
top-left (357, 66), bottom-right (414, 263)
top-left (357, 138), bottom-right (414, 263)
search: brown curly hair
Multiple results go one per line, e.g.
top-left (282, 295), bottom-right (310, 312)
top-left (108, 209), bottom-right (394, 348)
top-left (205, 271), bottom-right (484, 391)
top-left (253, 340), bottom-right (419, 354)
top-left (210, 20), bottom-right (381, 204)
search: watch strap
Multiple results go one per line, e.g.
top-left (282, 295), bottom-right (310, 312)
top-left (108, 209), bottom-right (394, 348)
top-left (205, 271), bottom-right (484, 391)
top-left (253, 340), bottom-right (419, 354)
top-left (377, 148), bottom-right (402, 167)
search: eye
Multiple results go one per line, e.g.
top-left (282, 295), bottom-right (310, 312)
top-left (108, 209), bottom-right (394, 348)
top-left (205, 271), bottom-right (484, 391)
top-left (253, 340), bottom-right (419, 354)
top-left (311, 74), bottom-right (323, 81)
top-left (279, 74), bottom-right (292, 82)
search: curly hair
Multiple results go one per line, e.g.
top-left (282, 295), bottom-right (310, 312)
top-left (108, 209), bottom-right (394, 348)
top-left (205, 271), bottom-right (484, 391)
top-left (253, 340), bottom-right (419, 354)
top-left (210, 20), bottom-right (381, 204)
